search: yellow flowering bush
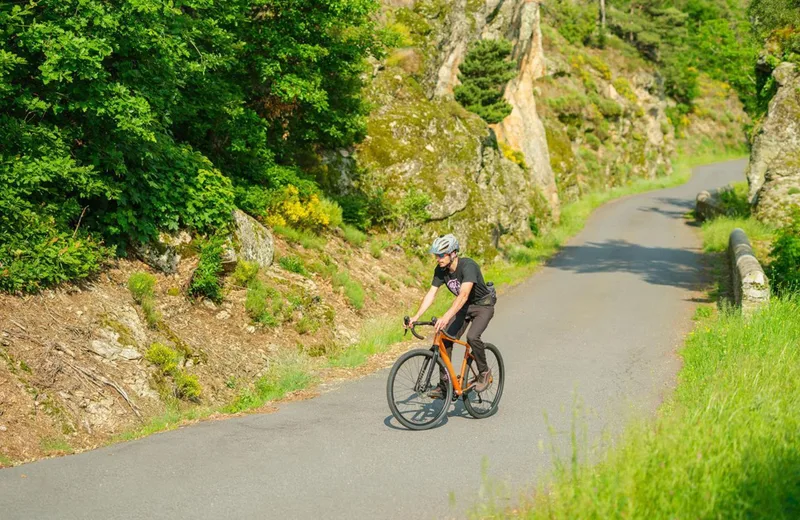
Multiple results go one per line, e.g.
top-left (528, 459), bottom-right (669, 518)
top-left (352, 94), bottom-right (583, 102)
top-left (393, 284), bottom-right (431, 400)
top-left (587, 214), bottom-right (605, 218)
top-left (265, 185), bottom-right (341, 230)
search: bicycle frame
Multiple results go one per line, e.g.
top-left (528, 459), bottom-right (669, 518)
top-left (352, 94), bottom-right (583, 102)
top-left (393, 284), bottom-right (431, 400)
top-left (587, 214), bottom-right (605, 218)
top-left (429, 330), bottom-right (476, 397)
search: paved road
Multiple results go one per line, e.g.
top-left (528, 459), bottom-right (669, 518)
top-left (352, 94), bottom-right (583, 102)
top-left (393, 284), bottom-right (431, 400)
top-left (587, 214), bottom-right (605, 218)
top-left (0, 160), bottom-right (746, 519)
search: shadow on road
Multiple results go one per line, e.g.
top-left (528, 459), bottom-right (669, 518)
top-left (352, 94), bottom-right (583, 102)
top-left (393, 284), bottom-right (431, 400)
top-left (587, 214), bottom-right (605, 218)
top-left (636, 197), bottom-right (699, 224)
top-left (549, 239), bottom-right (704, 290)
top-left (383, 399), bottom-right (477, 431)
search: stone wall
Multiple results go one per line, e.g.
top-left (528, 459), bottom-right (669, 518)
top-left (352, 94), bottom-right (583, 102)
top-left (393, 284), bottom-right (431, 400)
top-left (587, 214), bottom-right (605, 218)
top-left (729, 228), bottom-right (770, 316)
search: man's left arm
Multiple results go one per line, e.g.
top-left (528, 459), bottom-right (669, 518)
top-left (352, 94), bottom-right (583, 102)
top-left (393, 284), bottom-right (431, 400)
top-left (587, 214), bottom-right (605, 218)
top-left (436, 282), bottom-right (473, 331)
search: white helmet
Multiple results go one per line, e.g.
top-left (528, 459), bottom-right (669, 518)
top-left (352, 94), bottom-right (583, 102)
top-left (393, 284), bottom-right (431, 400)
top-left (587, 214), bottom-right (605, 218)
top-left (429, 234), bottom-right (460, 255)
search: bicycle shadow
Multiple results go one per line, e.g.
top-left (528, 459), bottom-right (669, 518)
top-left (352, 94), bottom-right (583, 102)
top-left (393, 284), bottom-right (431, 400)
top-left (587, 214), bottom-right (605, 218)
top-left (383, 399), bottom-right (490, 431)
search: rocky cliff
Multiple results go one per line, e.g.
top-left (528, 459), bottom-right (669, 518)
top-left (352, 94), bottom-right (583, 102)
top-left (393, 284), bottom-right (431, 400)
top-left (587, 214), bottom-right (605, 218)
top-left (354, 0), bottom-right (746, 255)
top-left (747, 62), bottom-right (800, 225)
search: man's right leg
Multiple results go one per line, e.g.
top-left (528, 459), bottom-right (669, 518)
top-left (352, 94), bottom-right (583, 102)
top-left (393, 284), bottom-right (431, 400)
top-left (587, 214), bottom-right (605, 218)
top-left (430, 312), bottom-right (467, 399)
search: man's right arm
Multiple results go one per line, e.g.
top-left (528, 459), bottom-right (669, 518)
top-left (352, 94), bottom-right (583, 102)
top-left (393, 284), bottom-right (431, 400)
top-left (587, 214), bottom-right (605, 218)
top-left (409, 285), bottom-right (439, 326)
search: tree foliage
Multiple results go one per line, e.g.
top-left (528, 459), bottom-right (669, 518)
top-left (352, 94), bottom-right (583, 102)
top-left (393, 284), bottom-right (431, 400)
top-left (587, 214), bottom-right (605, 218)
top-left (0, 0), bottom-right (380, 292)
top-left (454, 39), bottom-right (517, 124)
top-left (601, 0), bottom-right (758, 113)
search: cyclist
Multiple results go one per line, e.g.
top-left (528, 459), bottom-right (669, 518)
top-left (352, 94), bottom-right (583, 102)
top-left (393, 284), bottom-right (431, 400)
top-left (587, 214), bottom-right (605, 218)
top-left (406, 234), bottom-right (496, 398)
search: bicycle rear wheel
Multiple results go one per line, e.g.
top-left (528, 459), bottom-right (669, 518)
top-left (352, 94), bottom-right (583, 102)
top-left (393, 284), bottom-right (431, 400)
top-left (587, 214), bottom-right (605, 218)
top-left (463, 343), bottom-right (504, 419)
top-left (387, 349), bottom-right (452, 430)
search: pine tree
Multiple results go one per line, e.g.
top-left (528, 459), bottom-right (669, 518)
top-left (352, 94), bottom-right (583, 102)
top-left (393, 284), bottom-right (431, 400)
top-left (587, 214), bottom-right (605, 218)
top-left (454, 39), bottom-right (517, 124)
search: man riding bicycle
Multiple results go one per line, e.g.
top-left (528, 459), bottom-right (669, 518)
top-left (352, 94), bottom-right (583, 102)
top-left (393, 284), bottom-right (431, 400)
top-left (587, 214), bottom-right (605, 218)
top-left (406, 234), bottom-right (496, 398)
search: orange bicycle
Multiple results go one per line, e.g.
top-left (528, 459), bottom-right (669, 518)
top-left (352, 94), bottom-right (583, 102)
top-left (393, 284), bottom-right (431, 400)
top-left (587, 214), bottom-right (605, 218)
top-left (386, 316), bottom-right (505, 430)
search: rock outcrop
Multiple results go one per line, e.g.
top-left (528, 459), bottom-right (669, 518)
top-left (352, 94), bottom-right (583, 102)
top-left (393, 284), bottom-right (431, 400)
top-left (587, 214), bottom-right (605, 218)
top-left (490, 1), bottom-right (560, 219)
top-left (747, 62), bottom-right (800, 225)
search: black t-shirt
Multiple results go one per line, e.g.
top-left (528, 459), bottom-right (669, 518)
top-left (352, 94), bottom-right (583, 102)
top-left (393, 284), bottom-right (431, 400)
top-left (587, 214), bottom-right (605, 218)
top-left (431, 257), bottom-right (491, 305)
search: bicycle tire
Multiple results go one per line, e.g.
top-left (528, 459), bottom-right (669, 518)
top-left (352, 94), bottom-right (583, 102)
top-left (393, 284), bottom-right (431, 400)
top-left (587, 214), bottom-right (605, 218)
top-left (386, 349), bottom-right (452, 430)
top-left (462, 343), bottom-right (504, 419)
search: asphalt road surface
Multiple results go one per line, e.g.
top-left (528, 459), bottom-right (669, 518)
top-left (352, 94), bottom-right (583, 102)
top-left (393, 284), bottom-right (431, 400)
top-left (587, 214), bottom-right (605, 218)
top-left (0, 159), bottom-right (746, 519)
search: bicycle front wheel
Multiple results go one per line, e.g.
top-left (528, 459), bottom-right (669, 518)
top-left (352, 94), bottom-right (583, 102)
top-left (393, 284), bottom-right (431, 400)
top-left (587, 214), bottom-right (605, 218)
top-left (386, 349), bottom-right (452, 430)
top-left (463, 343), bottom-right (504, 419)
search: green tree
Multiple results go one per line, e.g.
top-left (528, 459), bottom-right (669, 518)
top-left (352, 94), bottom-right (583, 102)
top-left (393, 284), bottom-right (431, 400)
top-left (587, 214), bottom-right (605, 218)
top-left (0, 0), bottom-right (380, 293)
top-left (454, 39), bottom-right (517, 124)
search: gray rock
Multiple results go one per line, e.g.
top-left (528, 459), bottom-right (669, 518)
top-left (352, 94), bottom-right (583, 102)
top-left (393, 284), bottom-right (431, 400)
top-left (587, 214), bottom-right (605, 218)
top-left (132, 231), bottom-right (192, 274)
top-left (230, 209), bottom-right (274, 269)
top-left (89, 340), bottom-right (120, 360)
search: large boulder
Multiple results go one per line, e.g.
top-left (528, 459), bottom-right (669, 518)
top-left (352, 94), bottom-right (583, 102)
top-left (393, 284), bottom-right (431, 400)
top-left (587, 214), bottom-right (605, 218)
top-left (747, 62), bottom-right (800, 225)
top-left (229, 209), bottom-right (274, 269)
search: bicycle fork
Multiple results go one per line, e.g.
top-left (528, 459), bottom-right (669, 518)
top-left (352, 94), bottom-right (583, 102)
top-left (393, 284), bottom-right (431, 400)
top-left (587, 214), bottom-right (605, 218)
top-left (414, 348), bottom-right (439, 393)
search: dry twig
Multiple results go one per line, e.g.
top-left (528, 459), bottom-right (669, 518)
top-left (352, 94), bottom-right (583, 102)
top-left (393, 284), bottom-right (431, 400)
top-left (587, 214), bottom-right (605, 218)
top-left (63, 361), bottom-right (142, 421)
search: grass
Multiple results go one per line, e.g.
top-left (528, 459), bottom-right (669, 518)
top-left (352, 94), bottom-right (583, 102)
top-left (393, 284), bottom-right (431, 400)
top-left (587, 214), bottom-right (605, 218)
top-left (342, 224), bottom-right (367, 247)
top-left (278, 255), bottom-right (308, 276)
top-left (273, 225), bottom-right (327, 250)
top-left (701, 216), bottom-right (776, 253)
top-left (226, 352), bottom-right (315, 413)
top-left (40, 437), bottom-right (73, 455)
top-left (113, 403), bottom-right (217, 443)
top-left (0, 453), bottom-right (14, 467)
top-left (332, 270), bottom-right (365, 310)
top-left (485, 296), bottom-right (800, 519)
top-left (128, 271), bottom-right (161, 328)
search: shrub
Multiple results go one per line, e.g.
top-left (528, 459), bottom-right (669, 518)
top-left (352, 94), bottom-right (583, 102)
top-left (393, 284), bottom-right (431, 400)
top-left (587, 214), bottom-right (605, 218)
top-left (189, 236), bottom-right (225, 302)
top-left (245, 279), bottom-right (283, 326)
top-left (266, 185), bottom-right (332, 230)
top-left (278, 255), bottom-right (308, 276)
top-left (0, 226), bottom-right (109, 294)
top-left (173, 372), bottom-right (202, 402)
top-left (370, 240), bottom-right (387, 259)
top-left (398, 189), bottom-right (432, 227)
top-left (128, 272), bottom-right (156, 304)
top-left (543, 0), bottom-right (598, 45)
top-left (590, 94), bottom-right (623, 119)
top-left (454, 39), bottom-right (517, 124)
top-left (320, 198), bottom-right (344, 229)
top-left (499, 142), bottom-right (528, 170)
top-left (612, 77), bottom-right (638, 103)
top-left (232, 261), bottom-right (259, 287)
top-left (146, 343), bottom-right (179, 375)
top-left (768, 207), bottom-right (800, 295)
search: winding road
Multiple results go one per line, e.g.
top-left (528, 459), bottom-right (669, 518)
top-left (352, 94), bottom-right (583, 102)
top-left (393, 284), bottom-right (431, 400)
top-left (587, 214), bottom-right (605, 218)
top-left (0, 159), bottom-right (746, 519)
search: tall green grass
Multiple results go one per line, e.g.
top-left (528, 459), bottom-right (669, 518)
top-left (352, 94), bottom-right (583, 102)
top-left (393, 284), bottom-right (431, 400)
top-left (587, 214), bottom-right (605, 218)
top-left (489, 297), bottom-right (800, 519)
top-left (701, 216), bottom-right (776, 252)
